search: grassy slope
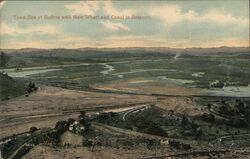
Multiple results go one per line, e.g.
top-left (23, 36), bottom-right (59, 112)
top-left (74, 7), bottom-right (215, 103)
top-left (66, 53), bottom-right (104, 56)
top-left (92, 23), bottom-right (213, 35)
top-left (0, 72), bottom-right (26, 100)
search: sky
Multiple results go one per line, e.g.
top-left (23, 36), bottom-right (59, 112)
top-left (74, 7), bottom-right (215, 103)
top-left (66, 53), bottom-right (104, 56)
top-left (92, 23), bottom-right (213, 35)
top-left (0, 0), bottom-right (249, 49)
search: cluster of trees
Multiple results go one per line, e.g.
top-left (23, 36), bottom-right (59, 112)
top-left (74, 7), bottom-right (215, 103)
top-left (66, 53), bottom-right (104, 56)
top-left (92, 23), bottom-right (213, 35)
top-left (0, 51), bottom-right (9, 67)
top-left (200, 113), bottom-right (215, 123)
top-left (204, 100), bottom-right (249, 130)
top-left (127, 109), bottom-right (168, 137)
top-left (209, 80), bottom-right (225, 88)
top-left (26, 82), bottom-right (38, 94)
top-left (180, 115), bottom-right (203, 139)
top-left (78, 111), bottom-right (91, 131)
top-left (218, 99), bottom-right (250, 118)
top-left (0, 72), bottom-right (26, 100)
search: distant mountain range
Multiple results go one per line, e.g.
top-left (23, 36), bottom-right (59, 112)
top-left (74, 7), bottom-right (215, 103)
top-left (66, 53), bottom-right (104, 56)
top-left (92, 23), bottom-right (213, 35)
top-left (1, 46), bottom-right (249, 54)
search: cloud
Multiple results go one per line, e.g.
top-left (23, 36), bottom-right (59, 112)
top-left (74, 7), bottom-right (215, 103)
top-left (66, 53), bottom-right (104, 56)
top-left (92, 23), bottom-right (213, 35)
top-left (0, 1), bottom-right (6, 9)
top-left (1, 22), bottom-right (60, 36)
top-left (149, 4), bottom-right (248, 26)
top-left (101, 35), bottom-right (167, 48)
top-left (65, 1), bottom-right (133, 16)
top-left (102, 1), bottom-right (133, 16)
top-left (201, 38), bottom-right (249, 48)
top-left (0, 35), bottom-right (101, 49)
top-left (65, 1), bottom-right (100, 15)
top-left (202, 10), bottom-right (248, 26)
top-left (101, 35), bottom-right (249, 48)
top-left (150, 5), bottom-right (183, 25)
top-left (57, 35), bottom-right (102, 48)
top-left (100, 21), bottom-right (130, 31)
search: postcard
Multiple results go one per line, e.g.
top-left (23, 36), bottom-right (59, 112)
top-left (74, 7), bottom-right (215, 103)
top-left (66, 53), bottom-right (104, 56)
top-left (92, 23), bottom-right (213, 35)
top-left (0, 1), bottom-right (249, 158)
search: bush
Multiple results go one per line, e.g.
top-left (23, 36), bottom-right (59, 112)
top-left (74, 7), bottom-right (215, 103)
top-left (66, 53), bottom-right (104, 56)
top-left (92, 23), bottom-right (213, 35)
top-left (146, 122), bottom-right (168, 137)
top-left (200, 113), bottom-right (215, 123)
top-left (229, 118), bottom-right (248, 128)
top-left (27, 81), bottom-right (38, 94)
top-left (30, 126), bottom-right (38, 133)
top-left (54, 120), bottom-right (69, 136)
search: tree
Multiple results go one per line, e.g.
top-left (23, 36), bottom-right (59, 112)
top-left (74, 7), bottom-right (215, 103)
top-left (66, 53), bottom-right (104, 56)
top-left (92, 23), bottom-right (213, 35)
top-left (181, 115), bottom-right (189, 126)
top-left (0, 51), bottom-right (9, 67)
top-left (30, 126), bottom-right (38, 133)
top-left (27, 81), bottom-right (38, 94)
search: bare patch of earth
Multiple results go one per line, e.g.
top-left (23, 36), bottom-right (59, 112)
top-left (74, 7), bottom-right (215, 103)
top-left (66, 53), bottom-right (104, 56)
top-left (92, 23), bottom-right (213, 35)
top-left (156, 97), bottom-right (208, 116)
top-left (0, 86), bottom-right (154, 138)
top-left (22, 145), bottom-right (171, 159)
top-left (94, 79), bottom-right (197, 96)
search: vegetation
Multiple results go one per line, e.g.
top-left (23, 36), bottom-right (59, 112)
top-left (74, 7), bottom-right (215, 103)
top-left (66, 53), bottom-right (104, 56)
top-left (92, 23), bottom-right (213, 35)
top-left (0, 47), bottom-right (249, 158)
top-left (0, 51), bottom-right (9, 67)
top-left (26, 81), bottom-right (38, 94)
top-left (0, 49), bottom-right (248, 95)
top-left (0, 72), bottom-right (26, 100)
